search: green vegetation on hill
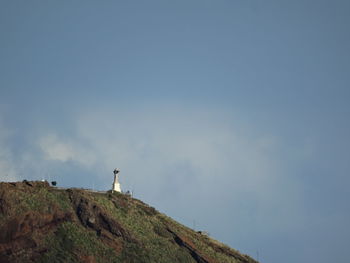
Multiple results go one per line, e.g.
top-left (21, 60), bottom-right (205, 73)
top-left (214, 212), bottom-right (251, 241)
top-left (0, 181), bottom-right (258, 263)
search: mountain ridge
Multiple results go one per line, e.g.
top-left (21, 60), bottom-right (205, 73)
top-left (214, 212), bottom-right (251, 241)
top-left (0, 180), bottom-right (258, 263)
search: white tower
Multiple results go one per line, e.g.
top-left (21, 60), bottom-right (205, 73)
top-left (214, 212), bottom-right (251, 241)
top-left (112, 168), bottom-right (121, 192)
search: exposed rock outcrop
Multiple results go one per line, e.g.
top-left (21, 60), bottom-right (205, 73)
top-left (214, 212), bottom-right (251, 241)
top-left (68, 189), bottom-right (138, 253)
top-left (166, 227), bottom-right (218, 263)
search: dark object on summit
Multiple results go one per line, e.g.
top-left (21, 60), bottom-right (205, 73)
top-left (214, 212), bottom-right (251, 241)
top-left (51, 181), bottom-right (57, 186)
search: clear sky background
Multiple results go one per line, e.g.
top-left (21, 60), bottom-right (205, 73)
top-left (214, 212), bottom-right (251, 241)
top-left (1, 1), bottom-right (350, 262)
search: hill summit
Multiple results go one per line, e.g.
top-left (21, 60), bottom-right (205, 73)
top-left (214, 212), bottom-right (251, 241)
top-left (0, 181), bottom-right (258, 263)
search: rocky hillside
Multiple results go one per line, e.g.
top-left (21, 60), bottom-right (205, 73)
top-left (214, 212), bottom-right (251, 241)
top-left (0, 181), bottom-right (258, 263)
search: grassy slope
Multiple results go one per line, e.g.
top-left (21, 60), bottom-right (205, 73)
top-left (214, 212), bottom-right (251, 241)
top-left (0, 182), bottom-right (257, 263)
top-left (92, 191), bottom-right (254, 263)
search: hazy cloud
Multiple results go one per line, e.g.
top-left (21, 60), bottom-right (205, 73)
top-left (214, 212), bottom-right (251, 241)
top-left (39, 134), bottom-right (75, 162)
top-left (38, 133), bottom-right (97, 167)
top-left (2, 105), bottom-right (307, 260)
top-left (34, 105), bottom-right (305, 245)
top-left (0, 117), bottom-right (19, 181)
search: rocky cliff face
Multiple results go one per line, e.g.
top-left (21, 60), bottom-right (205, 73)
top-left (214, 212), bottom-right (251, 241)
top-left (0, 181), bottom-right (258, 263)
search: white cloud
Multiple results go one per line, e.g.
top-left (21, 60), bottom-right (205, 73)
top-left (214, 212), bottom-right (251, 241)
top-left (39, 134), bottom-right (75, 162)
top-left (38, 134), bottom-right (97, 167)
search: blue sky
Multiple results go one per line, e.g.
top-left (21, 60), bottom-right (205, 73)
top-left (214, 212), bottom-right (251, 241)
top-left (1, 1), bottom-right (350, 262)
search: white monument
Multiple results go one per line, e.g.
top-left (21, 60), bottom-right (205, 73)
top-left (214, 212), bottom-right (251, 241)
top-left (112, 168), bottom-right (121, 192)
